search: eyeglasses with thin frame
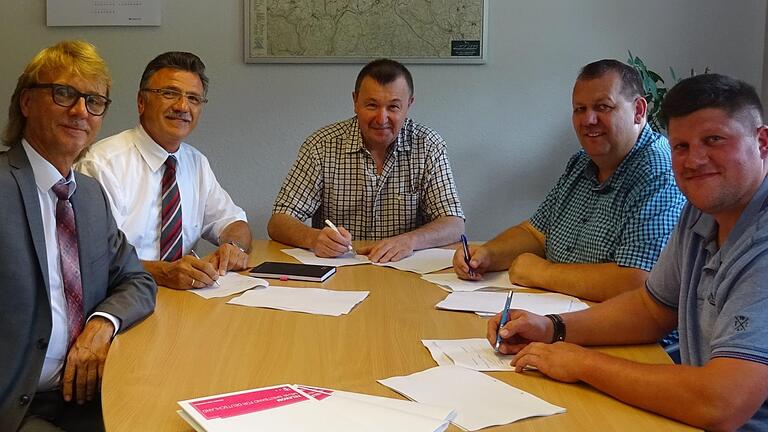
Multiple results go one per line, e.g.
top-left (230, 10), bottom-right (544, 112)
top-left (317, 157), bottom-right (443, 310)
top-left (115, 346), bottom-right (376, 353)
top-left (28, 83), bottom-right (111, 116)
top-left (140, 88), bottom-right (208, 106)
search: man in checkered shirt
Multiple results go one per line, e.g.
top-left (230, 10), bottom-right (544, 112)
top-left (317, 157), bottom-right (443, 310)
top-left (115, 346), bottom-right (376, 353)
top-left (268, 59), bottom-right (465, 263)
top-left (454, 59), bottom-right (685, 301)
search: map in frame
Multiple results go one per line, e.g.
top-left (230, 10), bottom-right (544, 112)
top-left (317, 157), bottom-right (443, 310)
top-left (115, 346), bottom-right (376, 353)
top-left (244, 0), bottom-right (487, 64)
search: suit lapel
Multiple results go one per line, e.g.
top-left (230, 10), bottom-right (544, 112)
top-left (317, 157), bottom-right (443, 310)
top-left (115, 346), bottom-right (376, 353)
top-left (8, 144), bottom-right (51, 297)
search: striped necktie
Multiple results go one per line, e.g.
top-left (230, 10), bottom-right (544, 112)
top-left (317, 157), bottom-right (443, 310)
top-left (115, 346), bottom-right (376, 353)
top-left (52, 180), bottom-right (84, 348)
top-left (160, 155), bottom-right (183, 261)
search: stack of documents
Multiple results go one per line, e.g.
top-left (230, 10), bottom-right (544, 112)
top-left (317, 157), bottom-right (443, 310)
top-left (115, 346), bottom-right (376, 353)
top-left (282, 247), bottom-right (454, 274)
top-left (177, 384), bottom-right (455, 432)
top-left (436, 291), bottom-right (589, 315)
top-left (190, 273), bottom-right (268, 299)
top-left (422, 339), bottom-right (515, 371)
top-left (379, 366), bottom-right (565, 430)
top-left (421, 271), bottom-right (519, 292)
top-left (227, 286), bottom-right (368, 316)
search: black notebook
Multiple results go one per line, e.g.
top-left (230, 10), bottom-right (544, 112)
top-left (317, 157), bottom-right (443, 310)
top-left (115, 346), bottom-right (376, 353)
top-left (249, 261), bottom-right (336, 282)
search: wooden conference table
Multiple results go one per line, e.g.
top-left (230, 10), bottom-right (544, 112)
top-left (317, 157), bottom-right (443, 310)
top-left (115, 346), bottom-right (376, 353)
top-left (102, 240), bottom-right (696, 431)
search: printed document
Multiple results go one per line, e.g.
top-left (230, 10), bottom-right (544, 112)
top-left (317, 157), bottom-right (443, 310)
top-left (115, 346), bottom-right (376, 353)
top-left (177, 383), bottom-right (454, 432)
top-left (378, 366), bottom-right (565, 431)
top-left (422, 339), bottom-right (514, 371)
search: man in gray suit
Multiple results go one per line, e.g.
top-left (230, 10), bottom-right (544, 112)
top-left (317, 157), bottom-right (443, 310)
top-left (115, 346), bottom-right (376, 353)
top-left (0, 40), bottom-right (157, 431)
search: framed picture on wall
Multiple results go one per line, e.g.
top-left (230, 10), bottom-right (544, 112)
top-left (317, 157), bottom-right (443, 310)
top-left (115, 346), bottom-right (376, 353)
top-left (243, 0), bottom-right (488, 64)
top-left (47, 0), bottom-right (161, 26)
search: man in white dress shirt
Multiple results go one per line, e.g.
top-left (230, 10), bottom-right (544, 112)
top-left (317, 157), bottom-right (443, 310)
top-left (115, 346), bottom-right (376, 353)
top-left (77, 51), bottom-right (251, 290)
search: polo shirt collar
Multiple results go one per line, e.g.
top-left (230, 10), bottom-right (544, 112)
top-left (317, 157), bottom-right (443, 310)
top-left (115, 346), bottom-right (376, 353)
top-left (690, 175), bottom-right (768, 261)
top-left (723, 175), bottom-right (768, 249)
top-left (690, 210), bottom-right (717, 253)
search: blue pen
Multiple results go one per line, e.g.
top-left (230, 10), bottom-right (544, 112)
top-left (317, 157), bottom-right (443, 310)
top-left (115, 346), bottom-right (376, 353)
top-left (495, 290), bottom-right (514, 352)
top-left (460, 234), bottom-right (475, 277)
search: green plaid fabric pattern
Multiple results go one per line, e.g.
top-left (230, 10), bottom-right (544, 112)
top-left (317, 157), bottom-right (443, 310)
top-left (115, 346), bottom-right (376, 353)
top-left (273, 117), bottom-right (464, 240)
top-left (530, 125), bottom-right (685, 271)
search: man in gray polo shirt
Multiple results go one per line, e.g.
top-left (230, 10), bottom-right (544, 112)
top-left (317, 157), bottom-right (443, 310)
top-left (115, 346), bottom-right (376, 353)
top-left (488, 73), bottom-right (768, 430)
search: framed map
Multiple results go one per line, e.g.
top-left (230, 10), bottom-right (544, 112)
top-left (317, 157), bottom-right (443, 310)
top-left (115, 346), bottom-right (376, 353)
top-left (244, 0), bottom-right (487, 64)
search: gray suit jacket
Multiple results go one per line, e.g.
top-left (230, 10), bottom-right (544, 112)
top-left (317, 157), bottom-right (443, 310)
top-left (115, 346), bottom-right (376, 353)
top-left (0, 144), bottom-right (157, 431)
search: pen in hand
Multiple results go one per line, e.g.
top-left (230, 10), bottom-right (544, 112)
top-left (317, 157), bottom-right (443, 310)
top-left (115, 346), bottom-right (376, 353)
top-left (324, 219), bottom-right (355, 255)
top-left (190, 249), bottom-right (221, 287)
top-left (460, 234), bottom-right (475, 277)
top-left (495, 290), bottom-right (514, 352)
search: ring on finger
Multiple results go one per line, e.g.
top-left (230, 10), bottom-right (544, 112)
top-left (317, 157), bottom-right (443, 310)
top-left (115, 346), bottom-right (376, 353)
top-left (191, 278), bottom-right (197, 287)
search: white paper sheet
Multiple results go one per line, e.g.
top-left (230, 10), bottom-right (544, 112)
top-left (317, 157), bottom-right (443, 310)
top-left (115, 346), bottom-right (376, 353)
top-left (422, 339), bottom-right (515, 371)
top-left (376, 249), bottom-right (454, 274)
top-left (436, 291), bottom-right (589, 315)
top-left (227, 286), bottom-right (369, 316)
top-left (190, 273), bottom-right (268, 299)
top-left (378, 366), bottom-right (565, 431)
top-left (281, 248), bottom-right (370, 267)
top-left (421, 271), bottom-right (520, 292)
top-left (294, 385), bottom-right (455, 430)
top-left (282, 248), bottom-right (454, 274)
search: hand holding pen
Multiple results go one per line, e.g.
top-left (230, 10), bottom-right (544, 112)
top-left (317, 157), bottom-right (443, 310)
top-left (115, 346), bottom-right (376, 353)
top-left (324, 219), bottom-right (354, 254)
top-left (313, 219), bottom-right (355, 258)
top-left (453, 236), bottom-right (490, 280)
top-left (190, 249), bottom-right (221, 287)
top-left (460, 234), bottom-right (475, 277)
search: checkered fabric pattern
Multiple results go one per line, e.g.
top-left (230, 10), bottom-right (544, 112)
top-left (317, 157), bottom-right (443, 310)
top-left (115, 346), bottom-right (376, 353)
top-left (529, 125), bottom-right (685, 271)
top-left (273, 117), bottom-right (464, 240)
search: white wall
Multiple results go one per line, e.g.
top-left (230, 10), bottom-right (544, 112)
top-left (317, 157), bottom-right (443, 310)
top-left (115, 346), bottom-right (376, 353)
top-left (763, 4), bottom-right (768, 106)
top-left (1, 1), bottom-right (765, 242)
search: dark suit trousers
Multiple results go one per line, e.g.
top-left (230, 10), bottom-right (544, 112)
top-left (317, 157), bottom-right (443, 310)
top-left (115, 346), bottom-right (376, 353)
top-left (17, 391), bottom-right (104, 432)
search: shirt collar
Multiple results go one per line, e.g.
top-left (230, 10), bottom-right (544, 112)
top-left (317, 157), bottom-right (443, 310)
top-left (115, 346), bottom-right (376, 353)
top-left (689, 175), bottom-right (768, 256)
top-left (21, 139), bottom-right (77, 196)
top-left (342, 116), bottom-right (412, 154)
top-left (134, 124), bottom-right (182, 173)
top-left (580, 123), bottom-right (657, 192)
top-left (722, 174), bottom-right (768, 248)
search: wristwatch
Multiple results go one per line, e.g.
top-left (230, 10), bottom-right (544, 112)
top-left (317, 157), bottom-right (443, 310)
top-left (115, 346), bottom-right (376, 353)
top-left (545, 313), bottom-right (566, 343)
top-left (225, 240), bottom-right (247, 253)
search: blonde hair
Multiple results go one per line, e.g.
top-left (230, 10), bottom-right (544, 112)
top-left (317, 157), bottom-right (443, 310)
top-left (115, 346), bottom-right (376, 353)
top-left (2, 40), bottom-right (112, 146)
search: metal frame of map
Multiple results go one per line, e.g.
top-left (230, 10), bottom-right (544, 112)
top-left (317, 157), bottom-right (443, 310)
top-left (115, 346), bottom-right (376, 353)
top-left (243, 0), bottom-right (488, 64)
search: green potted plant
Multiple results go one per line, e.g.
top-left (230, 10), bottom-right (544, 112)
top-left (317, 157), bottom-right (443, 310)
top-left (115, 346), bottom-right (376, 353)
top-left (627, 51), bottom-right (709, 133)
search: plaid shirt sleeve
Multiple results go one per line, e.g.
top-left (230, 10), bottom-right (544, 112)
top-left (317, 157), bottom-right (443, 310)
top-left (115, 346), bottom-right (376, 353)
top-left (420, 130), bottom-right (464, 221)
top-left (614, 167), bottom-right (686, 271)
top-left (272, 135), bottom-right (324, 221)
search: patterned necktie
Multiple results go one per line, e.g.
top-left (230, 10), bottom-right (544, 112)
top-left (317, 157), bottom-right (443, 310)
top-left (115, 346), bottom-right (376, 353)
top-left (52, 180), bottom-right (84, 348)
top-left (160, 155), bottom-right (183, 261)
